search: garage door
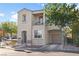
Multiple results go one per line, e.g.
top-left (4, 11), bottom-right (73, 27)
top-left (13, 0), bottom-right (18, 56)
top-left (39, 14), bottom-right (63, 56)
top-left (49, 30), bottom-right (62, 44)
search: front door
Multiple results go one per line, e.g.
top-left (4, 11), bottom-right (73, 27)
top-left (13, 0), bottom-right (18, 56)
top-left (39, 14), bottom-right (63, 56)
top-left (21, 31), bottom-right (27, 44)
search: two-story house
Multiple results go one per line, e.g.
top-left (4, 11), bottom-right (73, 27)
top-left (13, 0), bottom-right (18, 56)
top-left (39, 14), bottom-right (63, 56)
top-left (17, 8), bottom-right (64, 48)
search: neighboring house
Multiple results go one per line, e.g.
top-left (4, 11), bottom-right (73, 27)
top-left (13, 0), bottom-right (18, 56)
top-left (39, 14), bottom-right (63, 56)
top-left (17, 8), bottom-right (64, 48)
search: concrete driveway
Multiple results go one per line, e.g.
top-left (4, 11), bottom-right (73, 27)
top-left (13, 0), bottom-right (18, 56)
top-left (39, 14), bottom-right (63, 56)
top-left (0, 48), bottom-right (79, 56)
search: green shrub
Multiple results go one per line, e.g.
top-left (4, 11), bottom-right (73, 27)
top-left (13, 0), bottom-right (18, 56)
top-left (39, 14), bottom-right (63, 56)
top-left (74, 39), bottom-right (79, 46)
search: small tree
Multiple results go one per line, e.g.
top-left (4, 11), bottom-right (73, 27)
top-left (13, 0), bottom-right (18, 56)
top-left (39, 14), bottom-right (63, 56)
top-left (1, 22), bottom-right (17, 39)
top-left (45, 3), bottom-right (79, 45)
top-left (45, 3), bottom-right (78, 29)
top-left (71, 21), bottom-right (79, 46)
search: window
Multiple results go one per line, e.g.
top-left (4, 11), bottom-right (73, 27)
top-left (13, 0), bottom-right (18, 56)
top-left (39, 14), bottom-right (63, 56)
top-left (22, 14), bottom-right (26, 22)
top-left (34, 16), bottom-right (43, 25)
top-left (34, 30), bottom-right (42, 38)
top-left (38, 16), bottom-right (43, 24)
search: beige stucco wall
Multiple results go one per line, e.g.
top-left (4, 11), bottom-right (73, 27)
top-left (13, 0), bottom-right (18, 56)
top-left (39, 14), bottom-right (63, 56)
top-left (32, 12), bottom-right (47, 46)
top-left (17, 9), bottom-right (32, 45)
top-left (45, 24), bottom-right (62, 44)
top-left (46, 25), bottom-right (60, 30)
top-left (17, 9), bottom-right (63, 46)
top-left (32, 10), bottom-right (43, 14)
top-left (32, 25), bottom-right (46, 45)
top-left (17, 9), bottom-right (46, 46)
top-left (45, 24), bottom-right (61, 44)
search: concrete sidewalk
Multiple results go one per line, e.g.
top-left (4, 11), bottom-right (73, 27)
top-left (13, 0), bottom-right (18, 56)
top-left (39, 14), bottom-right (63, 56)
top-left (0, 48), bottom-right (79, 56)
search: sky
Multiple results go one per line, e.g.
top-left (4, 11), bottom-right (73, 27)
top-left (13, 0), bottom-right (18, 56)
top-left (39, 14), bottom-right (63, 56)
top-left (0, 3), bottom-right (44, 23)
top-left (0, 3), bottom-right (79, 23)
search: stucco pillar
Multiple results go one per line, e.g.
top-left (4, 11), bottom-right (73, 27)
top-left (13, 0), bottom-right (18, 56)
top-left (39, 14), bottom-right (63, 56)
top-left (61, 30), bottom-right (65, 49)
top-left (43, 10), bottom-right (47, 45)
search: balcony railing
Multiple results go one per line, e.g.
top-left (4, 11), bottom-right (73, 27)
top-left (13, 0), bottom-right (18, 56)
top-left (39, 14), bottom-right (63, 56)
top-left (32, 20), bottom-right (44, 25)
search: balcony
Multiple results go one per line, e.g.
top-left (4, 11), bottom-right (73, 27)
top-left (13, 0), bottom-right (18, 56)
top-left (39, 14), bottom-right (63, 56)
top-left (32, 20), bottom-right (43, 25)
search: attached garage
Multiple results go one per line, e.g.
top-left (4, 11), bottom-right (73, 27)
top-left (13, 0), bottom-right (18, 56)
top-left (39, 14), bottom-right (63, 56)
top-left (48, 30), bottom-right (62, 44)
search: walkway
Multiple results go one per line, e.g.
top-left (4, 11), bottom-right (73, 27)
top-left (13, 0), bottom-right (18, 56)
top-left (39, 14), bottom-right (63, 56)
top-left (0, 48), bottom-right (79, 56)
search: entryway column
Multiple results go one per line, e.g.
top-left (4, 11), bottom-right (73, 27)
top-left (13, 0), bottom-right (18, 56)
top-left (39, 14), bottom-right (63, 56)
top-left (61, 31), bottom-right (65, 48)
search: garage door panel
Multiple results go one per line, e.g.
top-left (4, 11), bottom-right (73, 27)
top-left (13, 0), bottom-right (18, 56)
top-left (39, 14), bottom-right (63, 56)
top-left (49, 30), bottom-right (61, 44)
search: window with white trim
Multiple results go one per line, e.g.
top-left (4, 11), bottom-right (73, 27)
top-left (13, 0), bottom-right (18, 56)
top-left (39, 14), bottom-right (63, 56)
top-left (34, 30), bottom-right (42, 38)
top-left (22, 14), bottom-right (26, 22)
top-left (38, 16), bottom-right (43, 24)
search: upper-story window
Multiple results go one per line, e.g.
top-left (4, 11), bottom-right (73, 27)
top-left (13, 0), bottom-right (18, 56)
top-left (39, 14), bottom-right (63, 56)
top-left (34, 16), bottom-right (43, 25)
top-left (22, 14), bottom-right (26, 22)
top-left (38, 16), bottom-right (43, 24)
